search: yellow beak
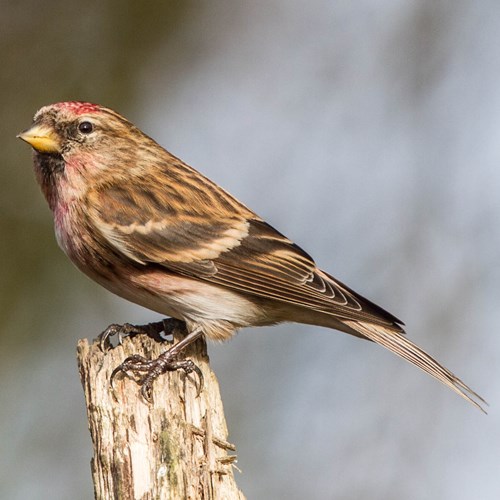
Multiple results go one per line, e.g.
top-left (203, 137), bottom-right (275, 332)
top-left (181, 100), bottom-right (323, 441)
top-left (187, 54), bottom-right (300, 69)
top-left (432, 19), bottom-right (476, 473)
top-left (17, 124), bottom-right (61, 154)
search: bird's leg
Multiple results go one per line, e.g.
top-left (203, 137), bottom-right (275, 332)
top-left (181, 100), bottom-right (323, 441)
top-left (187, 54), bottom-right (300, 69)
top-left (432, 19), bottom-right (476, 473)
top-left (98, 317), bottom-right (185, 350)
top-left (110, 326), bottom-right (204, 401)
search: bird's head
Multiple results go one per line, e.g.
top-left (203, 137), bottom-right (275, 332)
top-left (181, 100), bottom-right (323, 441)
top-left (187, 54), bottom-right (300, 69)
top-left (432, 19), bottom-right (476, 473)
top-left (19, 102), bottom-right (116, 156)
top-left (18, 101), bottom-right (157, 209)
top-left (17, 101), bottom-right (152, 160)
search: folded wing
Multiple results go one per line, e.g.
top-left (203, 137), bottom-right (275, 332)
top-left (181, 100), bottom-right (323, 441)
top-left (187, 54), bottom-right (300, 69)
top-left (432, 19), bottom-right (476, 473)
top-left (87, 164), bottom-right (402, 329)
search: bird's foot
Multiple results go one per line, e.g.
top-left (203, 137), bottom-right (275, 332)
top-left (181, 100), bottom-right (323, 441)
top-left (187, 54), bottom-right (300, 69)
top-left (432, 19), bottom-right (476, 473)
top-left (110, 349), bottom-right (203, 402)
top-left (98, 318), bottom-right (186, 350)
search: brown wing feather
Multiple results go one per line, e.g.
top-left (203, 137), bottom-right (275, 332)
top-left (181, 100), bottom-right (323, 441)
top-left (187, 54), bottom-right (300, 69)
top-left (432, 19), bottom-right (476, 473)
top-left (197, 219), bottom-right (403, 328)
top-left (88, 163), bottom-right (402, 329)
top-left (87, 164), bottom-right (252, 266)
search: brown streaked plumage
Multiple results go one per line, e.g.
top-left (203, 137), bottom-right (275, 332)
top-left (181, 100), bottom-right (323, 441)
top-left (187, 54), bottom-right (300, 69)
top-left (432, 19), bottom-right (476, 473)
top-left (18, 101), bottom-right (486, 411)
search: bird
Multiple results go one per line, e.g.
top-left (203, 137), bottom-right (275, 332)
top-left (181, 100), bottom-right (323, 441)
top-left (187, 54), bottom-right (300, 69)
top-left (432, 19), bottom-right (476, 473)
top-left (18, 101), bottom-right (485, 411)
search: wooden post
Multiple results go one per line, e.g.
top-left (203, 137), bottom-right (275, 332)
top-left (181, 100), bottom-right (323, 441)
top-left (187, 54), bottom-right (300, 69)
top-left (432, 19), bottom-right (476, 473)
top-left (77, 327), bottom-right (245, 500)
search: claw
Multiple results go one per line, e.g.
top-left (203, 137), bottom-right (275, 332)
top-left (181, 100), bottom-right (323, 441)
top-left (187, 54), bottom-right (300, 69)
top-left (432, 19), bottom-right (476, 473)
top-left (98, 320), bottom-right (168, 351)
top-left (192, 365), bottom-right (203, 397)
top-left (105, 323), bottom-right (204, 401)
top-left (99, 323), bottom-right (121, 351)
top-left (99, 323), bottom-right (138, 351)
top-left (178, 360), bottom-right (204, 397)
top-left (141, 382), bottom-right (154, 403)
top-left (109, 351), bottom-right (203, 402)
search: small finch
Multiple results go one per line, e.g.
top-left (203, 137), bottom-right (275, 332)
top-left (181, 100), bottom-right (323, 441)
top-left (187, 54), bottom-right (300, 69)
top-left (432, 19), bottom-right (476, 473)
top-left (18, 101), bottom-right (485, 410)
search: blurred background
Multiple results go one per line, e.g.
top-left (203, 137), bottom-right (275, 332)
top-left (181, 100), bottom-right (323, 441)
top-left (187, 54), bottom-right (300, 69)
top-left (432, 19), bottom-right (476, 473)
top-left (1, 1), bottom-right (499, 498)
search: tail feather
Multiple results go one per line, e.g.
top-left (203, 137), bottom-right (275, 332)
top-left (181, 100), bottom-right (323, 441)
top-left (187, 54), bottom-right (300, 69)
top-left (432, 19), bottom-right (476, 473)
top-left (343, 320), bottom-right (487, 413)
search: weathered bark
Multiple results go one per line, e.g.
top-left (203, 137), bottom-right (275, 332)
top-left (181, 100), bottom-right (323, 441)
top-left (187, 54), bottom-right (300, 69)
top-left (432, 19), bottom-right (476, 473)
top-left (77, 327), bottom-right (245, 500)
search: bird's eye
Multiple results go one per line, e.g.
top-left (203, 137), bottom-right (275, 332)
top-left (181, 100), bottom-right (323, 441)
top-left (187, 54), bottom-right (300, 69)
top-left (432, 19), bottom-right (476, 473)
top-left (78, 121), bottom-right (94, 134)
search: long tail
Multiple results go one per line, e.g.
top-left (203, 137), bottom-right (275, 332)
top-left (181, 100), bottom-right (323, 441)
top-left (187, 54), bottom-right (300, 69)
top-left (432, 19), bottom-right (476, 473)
top-left (343, 320), bottom-right (487, 413)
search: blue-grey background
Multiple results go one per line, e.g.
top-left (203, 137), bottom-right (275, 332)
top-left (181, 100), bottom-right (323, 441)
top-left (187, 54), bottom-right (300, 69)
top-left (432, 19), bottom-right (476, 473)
top-left (1, 1), bottom-right (498, 498)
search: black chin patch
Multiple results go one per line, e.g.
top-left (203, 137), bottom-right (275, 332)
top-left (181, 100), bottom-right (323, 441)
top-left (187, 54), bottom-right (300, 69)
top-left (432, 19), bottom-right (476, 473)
top-left (35, 152), bottom-right (65, 176)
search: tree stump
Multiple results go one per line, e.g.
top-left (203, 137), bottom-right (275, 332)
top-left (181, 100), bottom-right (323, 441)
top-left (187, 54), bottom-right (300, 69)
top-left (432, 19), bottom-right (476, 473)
top-left (77, 326), bottom-right (245, 500)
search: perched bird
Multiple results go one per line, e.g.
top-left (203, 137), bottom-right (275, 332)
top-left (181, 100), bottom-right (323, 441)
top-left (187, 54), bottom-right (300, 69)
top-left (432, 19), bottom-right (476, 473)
top-left (18, 101), bottom-right (485, 410)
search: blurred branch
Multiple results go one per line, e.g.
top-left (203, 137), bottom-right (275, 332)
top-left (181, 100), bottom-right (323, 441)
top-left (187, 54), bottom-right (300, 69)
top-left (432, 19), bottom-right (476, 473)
top-left (77, 329), bottom-right (245, 499)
